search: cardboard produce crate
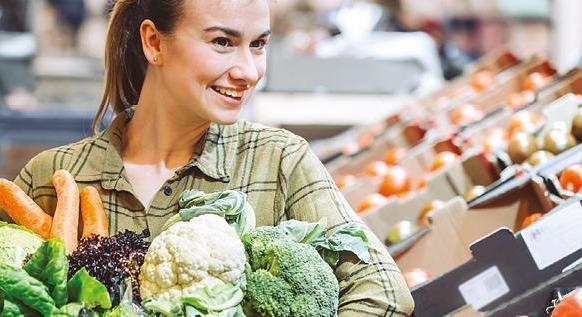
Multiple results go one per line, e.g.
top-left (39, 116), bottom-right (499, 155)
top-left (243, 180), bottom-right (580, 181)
top-left (412, 197), bottom-right (582, 316)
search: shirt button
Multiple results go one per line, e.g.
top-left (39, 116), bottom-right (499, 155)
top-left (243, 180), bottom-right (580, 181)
top-left (163, 186), bottom-right (173, 196)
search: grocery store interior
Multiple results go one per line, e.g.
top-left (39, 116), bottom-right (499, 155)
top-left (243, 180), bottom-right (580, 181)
top-left (1, 0), bottom-right (582, 316)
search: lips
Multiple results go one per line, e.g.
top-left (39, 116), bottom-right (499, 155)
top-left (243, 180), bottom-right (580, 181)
top-left (211, 85), bottom-right (244, 100)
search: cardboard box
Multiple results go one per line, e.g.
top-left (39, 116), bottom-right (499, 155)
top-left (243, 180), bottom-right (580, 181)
top-left (396, 175), bottom-right (551, 277)
top-left (411, 197), bottom-right (582, 316)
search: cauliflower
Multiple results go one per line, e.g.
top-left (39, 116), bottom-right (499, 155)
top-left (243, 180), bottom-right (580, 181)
top-left (139, 214), bottom-right (246, 300)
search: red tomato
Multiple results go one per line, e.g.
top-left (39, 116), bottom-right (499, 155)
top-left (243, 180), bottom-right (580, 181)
top-left (336, 174), bottom-right (356, 189)
top-left (523, 72), bottom-right (551, 91)
top-left (378, 166), bottom-right (411, 197)
top-left (365, 161), bottom-right (390, 177)
top-left (450, 103), bottom-right (484, 125)
top-left (470, 70), bottom-right (496, 92)
top-left (507, 111), bottom-right (543, 137)
top-left (430, 151), bottom-right (459, 172)
top-left (482, 128), bottom-right (507, 153)
top-left (357, 193), bottom-right (389, 213)
top-left (552, 288), bottom-right (582, 317)
top-left (418, 200), bottom-right (446, 226)
top-left (342, 142), bottom-right (359, 156)
top-left (520, 212), bottom-right (543, 230)
top-left (384, 147), bottom-right (407, 166)
top-left (403, 268), bottom-right (431, 288)
top-left (559, 165), bottom-right (582, 193)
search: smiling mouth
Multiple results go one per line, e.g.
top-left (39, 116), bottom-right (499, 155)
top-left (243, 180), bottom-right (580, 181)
top-left (211, 85), bottom-right (244, 101)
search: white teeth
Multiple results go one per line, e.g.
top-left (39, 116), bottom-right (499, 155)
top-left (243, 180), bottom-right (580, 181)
top-left (215, 86), bottom-right (243, 98)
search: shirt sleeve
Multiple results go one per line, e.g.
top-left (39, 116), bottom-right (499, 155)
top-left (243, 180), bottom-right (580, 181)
top-left (279, 138), bottom-right (415, 317)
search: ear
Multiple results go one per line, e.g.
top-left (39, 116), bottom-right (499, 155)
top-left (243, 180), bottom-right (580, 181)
top-left (140, 19), bottom-right (162, 64)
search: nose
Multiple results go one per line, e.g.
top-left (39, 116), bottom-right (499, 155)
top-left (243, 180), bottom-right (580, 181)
top-left (229, 49), bottom-right (259, 86)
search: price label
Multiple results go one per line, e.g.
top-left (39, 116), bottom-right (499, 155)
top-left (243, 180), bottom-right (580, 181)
top-left (458, 266), bottom-right (510, 310)
top-left (522, 202), bottom-right (582, 270)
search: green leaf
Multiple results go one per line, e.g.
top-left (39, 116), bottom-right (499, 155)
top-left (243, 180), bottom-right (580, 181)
top-left (141, 298), bottom-right (183, 317)
top-left (277, 218), bottom-right (328, 246)
top-left (184, 305), bottom-right (245, 317)
top-left (50, 302), bottom-right (84, 317)
top-left (323, 223), bottom-right (371, 265)
top-left (0, 264), bottom-right (57, 316)
top-left (1, 299), bottom-right (25, 317)
top-left (181, 283), bottom-right (244, 313)
top-left (67, 268), bottom-right (112, 309)
top-left (23, 239), bottom-right (69, 307)
top-left (161, 190), bottom-right (256, 236)
top-left (319, 249), bottom-right (341, 268)
top-left (0, 221), bottom-right (44, 268)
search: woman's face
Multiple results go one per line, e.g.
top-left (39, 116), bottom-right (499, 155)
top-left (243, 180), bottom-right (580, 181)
top-left (158, 0), bottom-right (270, 124)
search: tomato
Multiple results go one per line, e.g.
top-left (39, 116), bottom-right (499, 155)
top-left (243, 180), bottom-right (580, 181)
top-left (450, 103), bottom-right (484, 125)
top-left (482, 128), bottom-right (507, 153)
top-left (552, 288), bottom-right (582, 317)
top-left (378, 166), bottom-right (411, 197)
top-left (507, 111), bottom-right (543, 137)
top-left (358, 132), bottom-right (375, 150)
top-left (506, 90), bottom-right (536, 109)
top-left (520, 212), bottom-right (543, 230)
top-left (523, 72), bottom-right (551, 91)
top-left (384, 147), bottom-right (407, 166)
top-left (430, 151), bottom-right (459, 172)
top-left (418, 200), bottom-right (446, 226)
top-left (342, 142), bottom-right (359, 156)
top-left (365, 161), bottom-right (390, 177)
top-left (403, 268), bottom-right (431, 288)
top-left (559, 165), bottom-right (582, 193)
top-left (470, 70), bottom-right (495, 92)
top-left (357, 193), bottom-right (389, 213)
top-left (336, 174), bottom-right (356, 189)
top-left (416, 174), bottom-right (431, 190)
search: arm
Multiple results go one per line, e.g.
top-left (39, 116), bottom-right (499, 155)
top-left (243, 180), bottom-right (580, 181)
top-left (279, 138), bottom-right (414, 317)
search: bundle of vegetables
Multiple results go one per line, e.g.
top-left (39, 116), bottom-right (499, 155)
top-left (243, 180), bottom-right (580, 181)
top-left (138, 189), bottom-right (371, 317)
top-left (0, 238), bottom-right (113, 316)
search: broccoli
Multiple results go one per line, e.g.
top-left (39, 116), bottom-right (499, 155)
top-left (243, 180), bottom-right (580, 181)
top-left (242, 227), bottom-right (339, 317)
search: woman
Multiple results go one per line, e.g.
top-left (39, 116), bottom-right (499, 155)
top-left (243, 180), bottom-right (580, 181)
top-left (4, 0), bottom-right (414, 315)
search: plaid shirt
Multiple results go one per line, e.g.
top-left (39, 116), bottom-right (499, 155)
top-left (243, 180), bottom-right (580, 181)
top-left (3, 108), bottom-right (414, 316)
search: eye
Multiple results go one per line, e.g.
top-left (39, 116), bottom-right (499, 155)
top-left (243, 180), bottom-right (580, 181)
top-left (250, 39), bottom-right (268, 50)
top-left (212, 37), bottom-right (232, 47)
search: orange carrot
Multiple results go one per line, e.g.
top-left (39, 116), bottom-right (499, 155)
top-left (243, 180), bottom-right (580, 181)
top-left (0, 179), bottom-right (52, 239)
top-left (50, 170), bottom-right (79, 254)
top-left (80, 186), bottom-right (108, 238)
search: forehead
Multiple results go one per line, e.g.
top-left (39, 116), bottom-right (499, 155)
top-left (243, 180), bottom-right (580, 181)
top-left (182, 0), bottom-right (270, 33)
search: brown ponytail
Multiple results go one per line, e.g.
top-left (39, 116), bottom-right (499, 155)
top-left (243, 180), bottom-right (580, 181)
top-left (94, 0), bottom-right (183, 132)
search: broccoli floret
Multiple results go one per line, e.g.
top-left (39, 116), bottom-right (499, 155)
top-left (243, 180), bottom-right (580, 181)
top-left (243, 228), bottom-right (339, 317)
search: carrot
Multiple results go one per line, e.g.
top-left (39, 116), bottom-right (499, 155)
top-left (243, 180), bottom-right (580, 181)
top-left (80, 186), bottom-right (108, 238)
top-left (0, 179), bottom-right (52, 239)
top-left (50, 170), bottom-right (79, 254)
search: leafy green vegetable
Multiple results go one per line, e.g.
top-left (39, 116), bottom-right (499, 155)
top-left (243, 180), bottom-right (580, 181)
top-left (23, 239), bottom-right (69, 307)
top-left (184, 305), bottom-right (245, 317)
top-left (1, 294), bottom-right (41, 317)
top-left (50, 302), bottom-right (84, 317)
top-left (276, 219), bottom-right (371, 268)
top-left (142, 298), bottom-right (183, 317)
top-left (0, 221), bottom-right (43, 267)
top-left (1, 298), bottom-right (25, 317)
top-left (161, 190), bottom-right (256, 236)
top-left (181, 283), bottom-right (244, 313)
top-left (67, 268), bottom-right (112, 310)
top-left (0, 263), bottom-right (57, 316)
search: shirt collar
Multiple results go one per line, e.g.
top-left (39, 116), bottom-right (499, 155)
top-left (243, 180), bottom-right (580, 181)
top-left (77, 107), bottom-right (236, 190)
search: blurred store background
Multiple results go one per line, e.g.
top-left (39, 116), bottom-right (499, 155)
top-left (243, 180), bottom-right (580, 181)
top-left (0, 0), bottom-right (580, 179)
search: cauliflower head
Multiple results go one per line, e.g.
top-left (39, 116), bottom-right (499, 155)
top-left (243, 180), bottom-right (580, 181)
top-left (139, 214), bottom-right (246, 300)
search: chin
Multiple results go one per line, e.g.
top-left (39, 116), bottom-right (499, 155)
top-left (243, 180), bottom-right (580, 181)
top-left (211, 110), bottom-right (243, 125)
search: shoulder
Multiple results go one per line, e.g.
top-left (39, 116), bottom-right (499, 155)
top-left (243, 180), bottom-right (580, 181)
top-left (232, 120), bottom-right (308, 153)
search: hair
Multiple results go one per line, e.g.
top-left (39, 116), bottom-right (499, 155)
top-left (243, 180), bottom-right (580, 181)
top-left (94, 0), bottom-right (183, 132)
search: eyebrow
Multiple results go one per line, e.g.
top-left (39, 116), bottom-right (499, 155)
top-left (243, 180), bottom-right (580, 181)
top-left (203, 26), bottom-right (271, 38)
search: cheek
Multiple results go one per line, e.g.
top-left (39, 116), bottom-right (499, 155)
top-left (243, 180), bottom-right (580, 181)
top-left (256, 56), bottom-right (267, 80)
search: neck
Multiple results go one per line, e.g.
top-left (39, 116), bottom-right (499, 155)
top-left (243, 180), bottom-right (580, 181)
top-left (122, 77), bottom-right (209, 169)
